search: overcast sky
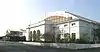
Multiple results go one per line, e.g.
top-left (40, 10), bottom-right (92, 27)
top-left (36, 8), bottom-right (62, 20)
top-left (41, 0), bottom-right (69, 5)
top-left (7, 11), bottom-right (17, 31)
top-left (0, 0), bottom-right (100, 36)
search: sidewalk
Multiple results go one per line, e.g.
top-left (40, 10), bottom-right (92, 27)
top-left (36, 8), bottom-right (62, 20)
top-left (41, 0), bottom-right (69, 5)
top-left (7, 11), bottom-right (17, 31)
top-left (20, 42), bottom-right (100, 49)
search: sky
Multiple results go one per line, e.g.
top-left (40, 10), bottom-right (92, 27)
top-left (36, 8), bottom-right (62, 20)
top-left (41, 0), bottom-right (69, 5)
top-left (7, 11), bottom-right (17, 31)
top-left (0, 0), bottom-right (100, 36)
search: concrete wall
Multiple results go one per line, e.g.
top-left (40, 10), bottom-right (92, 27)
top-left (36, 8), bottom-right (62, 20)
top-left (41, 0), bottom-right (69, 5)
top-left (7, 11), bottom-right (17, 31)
top-left (47, 11), bottom-right (80, 39)
top-left (45, 20), bottom-right (54, 34)
top-left (31, 25), bottom-right (45, 35)
top-left (57, 21), bottom-right (80, 39)
top-left (79, 20), bottom-right (100, 41)
top-left (26, 25), bottom-right (45, 41)
top-left (26, 21), bottom-right (45, 41)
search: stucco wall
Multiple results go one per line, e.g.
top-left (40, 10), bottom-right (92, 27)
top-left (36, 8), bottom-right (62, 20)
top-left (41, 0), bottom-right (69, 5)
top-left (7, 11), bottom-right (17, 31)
top-left (30, 25), bottom-right (45, 35)
top-left (79, 20), bottom-right (99, 41)
top-left (57, 21), bottom-right (80, 39)
top-left (45, 20), bottom-right (54, 34)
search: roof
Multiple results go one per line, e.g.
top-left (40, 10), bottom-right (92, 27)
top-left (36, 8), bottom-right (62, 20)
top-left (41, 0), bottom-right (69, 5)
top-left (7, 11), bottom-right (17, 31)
top-left (27, 11), bottom-right (100, 29)
top-left (65, 11), bottom-right (100, 25)
top-left (46, 11), bottom-right (100, 25)
top-left (7, 29), bottom-right (23, 32)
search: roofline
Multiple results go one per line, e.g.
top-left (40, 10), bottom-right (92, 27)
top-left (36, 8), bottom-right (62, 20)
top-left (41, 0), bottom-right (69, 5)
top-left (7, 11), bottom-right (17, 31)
top-left (27, 11), bottom-right (100, 29)
top-left (65, 11), bottom-right (100, 24)
top-left (27, 18), bottom-right (100, 29)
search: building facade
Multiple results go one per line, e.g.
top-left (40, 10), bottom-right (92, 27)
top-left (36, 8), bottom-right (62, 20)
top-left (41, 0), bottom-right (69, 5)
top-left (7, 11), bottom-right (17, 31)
top-left (4, 29), bottom-right (26, 41)
top-left (27, 11), bottom-right (100, 42)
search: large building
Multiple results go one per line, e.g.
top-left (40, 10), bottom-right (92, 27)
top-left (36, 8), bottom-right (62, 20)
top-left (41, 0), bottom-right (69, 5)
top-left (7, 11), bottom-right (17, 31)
top-left (27, 11), bottom-right (100, 42)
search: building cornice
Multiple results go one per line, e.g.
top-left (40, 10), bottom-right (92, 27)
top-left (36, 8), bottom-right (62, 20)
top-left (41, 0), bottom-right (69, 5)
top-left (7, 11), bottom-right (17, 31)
top-left (65, 11), bottom-right (100, 25)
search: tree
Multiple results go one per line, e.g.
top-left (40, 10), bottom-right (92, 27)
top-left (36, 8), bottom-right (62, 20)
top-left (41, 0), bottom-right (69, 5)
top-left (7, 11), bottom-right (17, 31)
top-left (44, 33), bottom-right (54, 42)
top-left (6, 30), bottom-right (10, 36)
top-left (93, 28), bottom-right (100, 42)
top-left (71, 33), bottom-right (76, 42)
top-left (63, 33), bottom-right (70, 42)
top-left (56, 34), bottom-right (61, 42)
top-left (76, 33), bottom-right (89, 43)
top-left (44, 33), bottom-right (48, 42)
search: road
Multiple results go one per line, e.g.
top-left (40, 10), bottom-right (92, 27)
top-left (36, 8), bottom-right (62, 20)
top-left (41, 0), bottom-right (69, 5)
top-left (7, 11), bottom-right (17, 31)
top-left (0, 41), bottom-right (100, 52)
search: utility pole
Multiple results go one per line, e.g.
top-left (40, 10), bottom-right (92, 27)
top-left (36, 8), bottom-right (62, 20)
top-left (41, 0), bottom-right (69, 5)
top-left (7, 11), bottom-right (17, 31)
top-left (65, 10), bottom-right (71, 39)
top-left (28, 20), bottom-right (31, 41)
top-left (68, 16), bottom-right (71, 40)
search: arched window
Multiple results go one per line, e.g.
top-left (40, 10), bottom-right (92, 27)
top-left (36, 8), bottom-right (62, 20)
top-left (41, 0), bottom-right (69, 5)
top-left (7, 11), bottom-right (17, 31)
top-left (37, 30), bottom-right (40, 36)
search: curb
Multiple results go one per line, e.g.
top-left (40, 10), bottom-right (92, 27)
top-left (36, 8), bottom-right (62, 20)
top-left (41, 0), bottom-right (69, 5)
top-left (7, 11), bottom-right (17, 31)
top-left (20, 42), bottom-right (100, 49)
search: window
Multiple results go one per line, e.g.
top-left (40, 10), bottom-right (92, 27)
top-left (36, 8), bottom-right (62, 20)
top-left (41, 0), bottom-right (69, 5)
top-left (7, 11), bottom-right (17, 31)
top-left (68, 17), bottom-right (72, 20)
top-left (64, 24), bottom-right (67, 27)
top-left (69, 17), bottom-right (72, 20)
top-left (72, 23), bottom-right (75, 26)
top-left (72, 33), bottom-right (76, 40)
top-left (64, 33), bottom-right (70, 40)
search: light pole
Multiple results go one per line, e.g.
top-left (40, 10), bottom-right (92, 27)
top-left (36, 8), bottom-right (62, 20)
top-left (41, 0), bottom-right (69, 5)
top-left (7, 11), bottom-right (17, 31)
top-left (28, 24), bottom-right (31, 41)
top-left (68, 17), bottom-right (71, 40)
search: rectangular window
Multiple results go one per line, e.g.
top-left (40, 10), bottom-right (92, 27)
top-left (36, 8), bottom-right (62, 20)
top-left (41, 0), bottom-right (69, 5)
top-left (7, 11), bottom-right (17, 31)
top-left (64, 24), bottom-right (67, 27)
top-left (72, 33), bottom-right (76, 40)
top-left (68, 17), bottom-right (72, 20)
top-left (64, 33), bottom-right (70, 40)
top-left (72, 23), bottom-right (75, 26)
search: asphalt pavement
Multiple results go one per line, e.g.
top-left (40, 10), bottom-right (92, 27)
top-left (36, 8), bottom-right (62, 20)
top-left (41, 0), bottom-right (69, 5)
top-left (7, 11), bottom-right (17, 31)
top-left (0, 41), bottom-right (100, 52)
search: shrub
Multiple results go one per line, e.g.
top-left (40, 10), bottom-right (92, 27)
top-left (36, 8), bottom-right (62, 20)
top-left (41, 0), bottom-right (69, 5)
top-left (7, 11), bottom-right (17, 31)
top-left (76, 38), bottom-right (89, 44)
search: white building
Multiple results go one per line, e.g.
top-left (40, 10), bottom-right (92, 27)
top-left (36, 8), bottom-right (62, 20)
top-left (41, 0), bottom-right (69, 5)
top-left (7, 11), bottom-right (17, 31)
top-left (27, 11), bottom-right (100, 42)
